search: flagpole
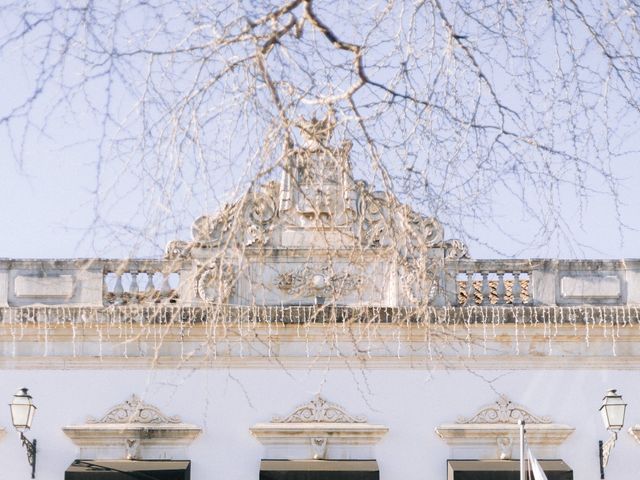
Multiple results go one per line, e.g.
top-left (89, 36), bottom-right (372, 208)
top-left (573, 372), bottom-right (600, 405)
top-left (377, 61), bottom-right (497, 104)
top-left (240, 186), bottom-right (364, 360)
top-left (519, 419), bottom-right (526, 480)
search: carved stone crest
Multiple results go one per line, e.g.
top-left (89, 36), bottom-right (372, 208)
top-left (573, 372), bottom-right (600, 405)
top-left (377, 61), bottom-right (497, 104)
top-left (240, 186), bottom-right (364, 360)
top-left (456, 395), bottom-right (551, 425)
top-left (276, 265), bottom-right (362, 298)
top-left (272, 395), bottom-right (366, 424)
top-left (87, 394), bottom-right (180, 424)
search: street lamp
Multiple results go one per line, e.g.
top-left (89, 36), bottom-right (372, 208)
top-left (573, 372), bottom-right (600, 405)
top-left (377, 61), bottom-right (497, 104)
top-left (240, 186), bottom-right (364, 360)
top-left (598, 389), bottom-right (626, 479)
top-left (9, 388), bottom-right (37, 478)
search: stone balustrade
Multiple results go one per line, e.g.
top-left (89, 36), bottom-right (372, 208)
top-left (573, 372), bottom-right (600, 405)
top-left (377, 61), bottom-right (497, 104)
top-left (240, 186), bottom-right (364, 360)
top-left (445, 259), bottom-right (640, 306)
top-left (1, 258), bottom-right (640, 308)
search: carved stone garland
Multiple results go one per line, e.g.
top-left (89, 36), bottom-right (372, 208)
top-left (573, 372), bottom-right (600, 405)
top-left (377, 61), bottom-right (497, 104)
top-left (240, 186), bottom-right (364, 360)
top-left (195, 260), bottom-right (237, 303)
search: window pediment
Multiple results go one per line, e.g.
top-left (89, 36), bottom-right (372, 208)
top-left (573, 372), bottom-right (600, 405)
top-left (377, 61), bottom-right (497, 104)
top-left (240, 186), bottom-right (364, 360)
top-left (436, 395), bottom-right (574, 460)
top-left (251, 395), bottom-right (388, 460)
top-left (63, 394), bottom-right (201, 460)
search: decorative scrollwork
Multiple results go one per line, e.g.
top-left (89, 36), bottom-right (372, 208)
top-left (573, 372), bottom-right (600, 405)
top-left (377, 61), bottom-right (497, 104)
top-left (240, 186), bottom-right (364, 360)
top-left (443, 239), bottom-right (470, 259)
top-left (164, 240), bottom-right (191, 260)
top-left (195, 260), bottom-right (236, 303)
top-left (272, 395), bottom-right (366, 424)
top-left (457, 395), bottom-right (551, 424)
top-left (87, 394), bottom-right (180, 424)
top-left (400, 259), bottom-right (439, 305)
top-left (276, 265), bottom-right (362, 298)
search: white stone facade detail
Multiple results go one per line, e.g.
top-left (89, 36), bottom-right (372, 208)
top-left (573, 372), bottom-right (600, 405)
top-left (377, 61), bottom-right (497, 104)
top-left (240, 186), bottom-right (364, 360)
top-left (63, 395), bottom-right (201, 460)
top-left (251, 395), bottom-right (387, 460)
top-left (436, 396), bottom-right (574, 460)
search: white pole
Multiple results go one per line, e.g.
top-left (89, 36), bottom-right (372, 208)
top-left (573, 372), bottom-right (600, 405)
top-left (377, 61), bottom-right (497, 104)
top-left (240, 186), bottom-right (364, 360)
top-left (519, 419), bottom-right (526, 480)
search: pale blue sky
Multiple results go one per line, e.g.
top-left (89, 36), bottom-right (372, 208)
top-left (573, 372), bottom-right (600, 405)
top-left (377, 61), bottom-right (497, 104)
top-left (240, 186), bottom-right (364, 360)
top-left (1, 2), bottom-right (639, 261)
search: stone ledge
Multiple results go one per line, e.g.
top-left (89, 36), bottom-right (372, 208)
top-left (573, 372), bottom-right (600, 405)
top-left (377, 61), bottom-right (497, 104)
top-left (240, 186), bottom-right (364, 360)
top-left (250, 422), bottom-right (388, 446)
top-left (435, 423), bottom-right (574, 446)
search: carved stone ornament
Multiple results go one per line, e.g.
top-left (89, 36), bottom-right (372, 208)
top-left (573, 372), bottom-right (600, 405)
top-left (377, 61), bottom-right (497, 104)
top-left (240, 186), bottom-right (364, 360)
top-left (297, 113), bottom-right (336, 146)
top-left (250, 395), bottom-right (388, 454)
top-left (195, 260), bottom-right (236, 303)
top-left (436, 395), bottom-right (574, 459)
top-left (272, 395), bottom-right (366, 424)
top-left (63, 394), bottom-right (202, 460)
top-left (164, 240), bottom-right (191, 260)
top-left (456, 395), bottom-right (551, 425)
top-left (87, 394), bottom-right (180, 424)
top-left (400, 259), bottom-right (439, 305)
top-left (276, 265), bottom-right (363, 298)
top-left (444, 239), bottom-right (470, 259)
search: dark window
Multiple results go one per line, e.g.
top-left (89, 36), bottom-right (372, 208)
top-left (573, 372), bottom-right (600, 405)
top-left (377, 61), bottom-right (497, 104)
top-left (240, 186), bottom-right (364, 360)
top-left (260, 460), bottom-right (379, 480)
top-left (65, 460), bottom-right (191, 480)
top-left (448, 460), bottom-right (572, 480)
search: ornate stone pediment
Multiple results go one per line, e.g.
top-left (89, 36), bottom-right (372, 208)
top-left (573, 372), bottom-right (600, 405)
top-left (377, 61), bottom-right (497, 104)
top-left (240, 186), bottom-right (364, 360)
top-left (63, 394), bottom-right (201, 460)
top-left (87, 394), bottom-right (180, 424)
top-left (272, 395), bottom-right (366, 424)
top-left (164, 112), bottom-right (465, 308)
top-left (251, 395), bottom-right (388, 460)
top-left (456, 395), bottom-right (551, 425)
top-left (436, 395), bottom-right (573, 460)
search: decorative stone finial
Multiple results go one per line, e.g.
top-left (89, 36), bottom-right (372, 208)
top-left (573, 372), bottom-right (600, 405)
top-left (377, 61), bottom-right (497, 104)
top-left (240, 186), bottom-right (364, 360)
top-left (297, 110), bottom-right (336, 146)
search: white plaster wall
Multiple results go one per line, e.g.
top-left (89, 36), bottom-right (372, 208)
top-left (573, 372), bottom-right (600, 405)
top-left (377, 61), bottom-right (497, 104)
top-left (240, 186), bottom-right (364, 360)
top-left (0, 367), bottom-right (638, 480)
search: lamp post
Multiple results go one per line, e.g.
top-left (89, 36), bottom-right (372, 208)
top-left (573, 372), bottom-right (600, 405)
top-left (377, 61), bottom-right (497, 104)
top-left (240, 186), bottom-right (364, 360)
top-left (598, 389), bottom-right (626, 480)
top-left (9, 388), bottom-right (37, 479)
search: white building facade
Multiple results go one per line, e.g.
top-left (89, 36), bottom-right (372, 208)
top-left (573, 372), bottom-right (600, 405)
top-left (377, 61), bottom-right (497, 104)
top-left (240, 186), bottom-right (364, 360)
top-left (1, 122), bottom-right (640, 479)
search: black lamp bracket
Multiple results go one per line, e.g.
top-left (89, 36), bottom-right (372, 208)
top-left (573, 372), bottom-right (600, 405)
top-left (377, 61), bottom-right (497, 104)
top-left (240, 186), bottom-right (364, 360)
top-left (19, 432), bottom-right (36, 479)
top-left (599, 431), bottom-right (617, 479)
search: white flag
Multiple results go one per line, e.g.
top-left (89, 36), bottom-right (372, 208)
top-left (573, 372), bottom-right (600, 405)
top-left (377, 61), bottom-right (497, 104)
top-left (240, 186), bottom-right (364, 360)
top-left (527, 448), bottom-right (549, 480)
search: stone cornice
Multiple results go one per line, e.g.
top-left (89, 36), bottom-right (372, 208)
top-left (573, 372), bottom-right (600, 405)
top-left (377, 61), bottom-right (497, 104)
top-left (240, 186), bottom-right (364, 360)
top-left (435, 423), bottom-right (575, 447)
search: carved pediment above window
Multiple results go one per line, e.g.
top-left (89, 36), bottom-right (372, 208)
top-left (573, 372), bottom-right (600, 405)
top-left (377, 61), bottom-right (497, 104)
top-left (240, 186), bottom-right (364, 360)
top-left (87, 394), bottom-right (180, 425)
top-left (456, 395), bottom-right (551, 425)
top-left (251, 395), bottom-right (388, 459)
top-left (272, 395), bottom-right (366, 424)
top-left (63, 394), bottom-right (201, 460)
top-left (436, 395), bottom-right (573, 460)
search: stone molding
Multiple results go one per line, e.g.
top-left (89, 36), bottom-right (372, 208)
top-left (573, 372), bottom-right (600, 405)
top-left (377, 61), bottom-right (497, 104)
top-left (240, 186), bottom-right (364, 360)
top-left (436, 396), bottom-right (574, 460)
top-left (251, 395), bottom-right (388, 459)
top-left (63, 394), bottom-right (201, 460)
top-left (628, 425), bottom-right (640, 444)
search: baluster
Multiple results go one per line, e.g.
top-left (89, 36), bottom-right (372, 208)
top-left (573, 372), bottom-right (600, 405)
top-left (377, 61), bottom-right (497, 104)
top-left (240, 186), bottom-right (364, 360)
top-left (114, 273), bottom-right (124, 305)
top-left (160, 273), bottom-right (171, 300)
top-left (130, 271), bottom-right (139, 304)
top-left (103, 271), bottom-right (111, 300)
top-left (466, 271), bottom-right (475, 305)
top-left (521, 272), bottom-right (530, 304)
top-left (145, 271), bottom-right (155, 296)
top-left (481, 271), bottom-right (490, 305)
top-left (512, 271), bottom-right (522, 305)
top-left (496, 271), bottom-right (505, 305)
